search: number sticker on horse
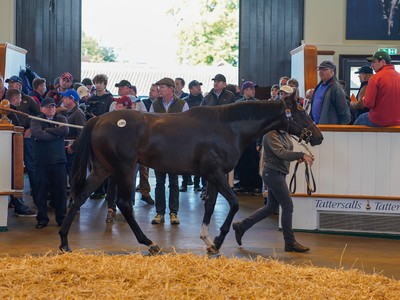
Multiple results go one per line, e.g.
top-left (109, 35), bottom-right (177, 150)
top-left (117, 119), bottom-right (126, 127)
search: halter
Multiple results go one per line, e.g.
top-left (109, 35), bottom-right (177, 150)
top-left (289, 134), bottom-right (316, 195)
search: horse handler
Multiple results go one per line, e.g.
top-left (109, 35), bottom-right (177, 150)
top-left (232, 127), bottom-right (314, 252)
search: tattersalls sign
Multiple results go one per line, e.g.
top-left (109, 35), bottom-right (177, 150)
top-left (314, 199), bottom-right (400, 214)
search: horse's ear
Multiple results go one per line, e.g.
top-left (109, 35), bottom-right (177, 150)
top-left (284, 92), bottom-right (297, 110)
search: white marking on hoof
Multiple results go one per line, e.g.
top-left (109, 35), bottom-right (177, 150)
top-left (200, 224), bottom-right (214, 248)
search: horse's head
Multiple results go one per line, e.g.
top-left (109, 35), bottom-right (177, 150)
top-left (282, 92), bottom-right (323, 146)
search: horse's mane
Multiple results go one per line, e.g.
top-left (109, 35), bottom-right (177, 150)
top-left (187, 100), bottom-right (284, 122)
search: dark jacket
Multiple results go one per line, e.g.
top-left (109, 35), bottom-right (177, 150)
top-left (86, 92), bottom-right (114, 116)
top-left (30, 113), bottom-right (69, 165)
top-left (201, 88), bottom-right (236, 106)
top-left (152, 96), bottom-right (186, 113)
top-left (28, 90), bottom-right (44, 105)
top-left (9, 103), bottom-right (20, 126)
top-left (65, 105), bottom-right (86, 151)
top-left (310, 77), bottom-right (351, 125)
top-left (16, 93), bottom-right (41, 129)
top-left (142, 97), bottom-right (156, 112)
top-left (182, 93), bottom-right (204, 108)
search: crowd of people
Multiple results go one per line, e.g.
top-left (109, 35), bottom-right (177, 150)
top-left (1, 50), bottom-right (399, 252)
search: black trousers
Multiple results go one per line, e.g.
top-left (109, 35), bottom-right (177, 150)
top-left (35, 163), bottom-right (67, 225)
top-left (155, 171), bottom-right (179, 215)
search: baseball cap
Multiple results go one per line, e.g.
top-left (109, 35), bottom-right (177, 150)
top-left (60, 89), bottom-right (80, 101)
top-left (60, 72), bottom-right (73, 82)
top-left (279, 85), bottom-right (294, 94)
top-left (366, 51), bottom-right (391, 63)
top-left (355, 65), bottom-right (374, 74)
top-left (188, 80), bottom-right (203, 89)
top-left (77, 86), bottom-right (89, 99)
top-left (317, 61), bottom-right (336, 70)
top-left (115, 95), bottom-right (132, 108)
top-left (5, 75), bottom-right (23, 84)
top-left (155, 77), bottom-right (175, 87)
top-left (241, 81), bottom-right (258, 91)
top-left (212, 74), bottom-right (226, 82)
top-left (41, 97), bottom-right (57, 107)
top-left (115, 80), bottom-right (132, 88)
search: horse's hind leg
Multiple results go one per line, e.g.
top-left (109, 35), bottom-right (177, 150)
top-left (200, 182), bottom-right (219, 253)
top-left (59, 163), bottom-right (110, 252)
top-left (208, 171), bottom-right (239, 251)
top-left (115, 169), bottom-right (160, 255)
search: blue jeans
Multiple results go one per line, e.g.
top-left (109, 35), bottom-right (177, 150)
top-left (354, 112), bottom-right (379, 127)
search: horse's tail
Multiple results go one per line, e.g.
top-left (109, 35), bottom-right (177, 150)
top-left (70, 117), bottom-right (98, 198)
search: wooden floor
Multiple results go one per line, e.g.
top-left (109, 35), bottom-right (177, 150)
top-left (2, 176), bottom-right (400, 280)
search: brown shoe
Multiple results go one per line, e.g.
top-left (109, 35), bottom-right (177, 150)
top-left (284, 241), bottom-right (310, 252)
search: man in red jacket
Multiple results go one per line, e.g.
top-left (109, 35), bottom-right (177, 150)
top-left (354, 51), bottom-right (400, 126)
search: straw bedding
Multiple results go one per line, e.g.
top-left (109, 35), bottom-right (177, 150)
top-left (1, 252), bottom-right (399, 299)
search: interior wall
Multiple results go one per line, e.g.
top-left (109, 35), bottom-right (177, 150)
top-left (304, 0), bottom-right (399, 68)
top-left (0, 0), bottom-right (16, 44)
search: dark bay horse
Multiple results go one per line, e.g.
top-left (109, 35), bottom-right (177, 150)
top-left (59, 93), bottom-right (323, 255)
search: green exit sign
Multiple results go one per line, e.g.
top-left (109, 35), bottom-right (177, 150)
top-left (378, 48), bottom-right (397, 55)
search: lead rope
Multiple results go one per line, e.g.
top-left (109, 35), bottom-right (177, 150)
top-left (289, 135), bottom-right (316, 195)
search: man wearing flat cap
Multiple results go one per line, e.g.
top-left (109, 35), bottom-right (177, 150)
top-left (200, 73), bottom-right (236, 106)
top-left (310, 61), bottom-right (351, 124)
top-left (150, 77), bottom-right (189, 226)
top-left (350, 65), bottom-right (374, 121)
top-left (354, 51), bottom-right (400, 126)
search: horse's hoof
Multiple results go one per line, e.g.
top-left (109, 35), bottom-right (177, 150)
top-left (206, 245), bottom-right (219, 256)
top-left (213, 237), bottom-right (223, 250)
top-left (59, 244), bottom-right (72, 253)
top-left (148, 244), bottom-right (161, 255)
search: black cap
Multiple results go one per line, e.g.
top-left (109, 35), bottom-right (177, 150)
top-left (188, 80), bottom-right (203, 89)
top-left (41, 97), bottom-right (57, 107)
top-left (355, 65), bottom-right (373, 74)
top-left (212, 74), bottom-right (226, 82)
top-left (115, 80), bottom-right (132, 88)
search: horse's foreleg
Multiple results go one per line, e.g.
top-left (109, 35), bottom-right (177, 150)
top-left (212, 174), bottom-right (239, 251)
top-left (59, 168), bottom-right (109, 252)
top-left (117, 199), bottom-right (160, 255)
top-left (200, 182), bottom-right (219, 253)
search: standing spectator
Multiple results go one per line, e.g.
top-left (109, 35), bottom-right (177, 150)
top-left (350, 65), bottom-right (374, 121)
top-left (6, 75), bottom-right (41, 204)
top-left (60, 89), bottom-right (86, 182)
top-left (201, 74), bottom-right (236, 106)
top-left (354, 51), bottom-right (400, 126)
top-left (310, 61), bottom-right (351, 124)
top-left (235, 81), bottom-right (262, 195)
top-left (279, 76), bottom-right (289, 87)
top-left (142, 83), bottom-right (159, 112)
top-left (0, 74), bottom-right (7, 100)
top-left (81, 78), bottom-right (95, 97)
top-left (267, 84), bottom-right (280, 101)
top-left (180, 80), bottom-right (205, 192)
top-left (232, 129), bottom-right (314, 252)
top-left (86, 74), bottom-right (114, 118)
top-left (86, 74), bottom-right (114, 199)
top-left (5, 89), bottom-right (37, 217)
top-left (287, 78), bottom-right (304, 106)
top-left (303, 88), bottom-right (314, 114)
top-left (225, 84), bottom-right (242, 101)
top-left (175, 77), bottom-right (189, 99)
top-left (30, 97), bottom-right (69, 229)
top-left (28, 77), bottom-right (46, 105)
top-left (46, 72), bottom-right (73, 107)
top-left (150, 77), bottom-right (189, 225)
